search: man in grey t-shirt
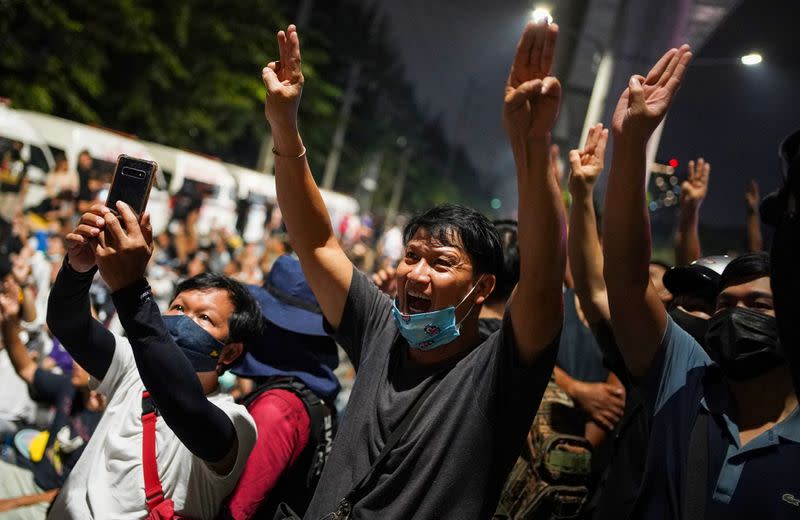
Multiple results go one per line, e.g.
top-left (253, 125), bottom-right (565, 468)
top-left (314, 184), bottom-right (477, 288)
top-left (261, 20), bottom-right (566, 518)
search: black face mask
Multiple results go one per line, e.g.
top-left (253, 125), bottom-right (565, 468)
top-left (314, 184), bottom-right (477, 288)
top-left (705, 307), bottom-right (784, 380)
top-left (669, 308), bottom-right (709, 346)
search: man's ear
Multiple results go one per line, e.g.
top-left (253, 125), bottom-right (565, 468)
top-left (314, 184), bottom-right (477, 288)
top-left (474, 274), bottom-right (496, 306)
top-left (217, 342), bottom-right (244, 373)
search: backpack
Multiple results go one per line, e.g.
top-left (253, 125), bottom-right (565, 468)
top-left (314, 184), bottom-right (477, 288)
top-left (496, 379), bottom-right (592, 520)
top-left (240, 376), bottom-right (337, 517)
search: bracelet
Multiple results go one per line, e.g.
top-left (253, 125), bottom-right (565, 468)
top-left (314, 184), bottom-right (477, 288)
top-left (272, 145), bottom-right (307, 159)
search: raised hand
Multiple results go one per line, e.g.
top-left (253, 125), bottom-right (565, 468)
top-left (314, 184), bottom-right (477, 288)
top-left (371, 265), bottom-right (397, 298)
top-left (568, 123), bottom-right (609, 195)
top-left (65, 204), bottom-right (111, 273)
top-left (611, 45), bottom-right (692, 141)
top-left (504, 20), bottom-right (561, 141)
top-left (10, 255), bottom-right (31, 287)
top-left (680, 157), bottom-right (710, 208)
top-left (262, 25), bottom-right (304, 132)
top-left (94, 202), bottom-right (154, 292)
top-left (745, 179), bottom-right (760, 211)
top-left (0, 278), bottom-right (21, 322)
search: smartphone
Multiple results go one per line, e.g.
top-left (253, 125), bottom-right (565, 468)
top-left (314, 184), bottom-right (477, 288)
top-left (105, 154), bottom-right (158, 218)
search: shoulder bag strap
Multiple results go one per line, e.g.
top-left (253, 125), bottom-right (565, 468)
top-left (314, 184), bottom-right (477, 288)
top-left (684, 410), bottom-right (709, 520)
top-left (142, 391), bottom-right (165, 512)
top-left (343, 370), bottom-right (445, 507)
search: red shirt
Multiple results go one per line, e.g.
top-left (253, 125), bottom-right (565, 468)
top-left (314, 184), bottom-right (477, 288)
top-left (227, 389), bottom-right (310, 520)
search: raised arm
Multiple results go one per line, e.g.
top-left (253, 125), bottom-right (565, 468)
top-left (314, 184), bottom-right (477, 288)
top-left (262, 25), bottom-right (352, 330)
top-left (603, 46), bottom-right (692, 378)
top-left (567, 123), bottom-right (610, 324)
top-left (674, 157), bottom-right (709, 265)
top-left (0, 279), bottom-right (36, 384)
top-left (9, 257), bottom-right (36, 323)
top-left (96, 203), bottom-right (241, 469)
top-left (46, 205), bottom-right (116, 380)
top-left (503, 21), bottom-right (567, 363)
top-left (745, 180), bottom-right (764, 252)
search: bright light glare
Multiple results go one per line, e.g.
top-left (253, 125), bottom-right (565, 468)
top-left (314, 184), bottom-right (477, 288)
top-left (531, 7), bottom-right (553, 24)
top-left (740, 53), bottom-right (762, 66)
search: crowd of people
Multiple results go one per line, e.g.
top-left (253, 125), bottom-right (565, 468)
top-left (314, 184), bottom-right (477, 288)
top-left (0, 18), bottom-right (798, 520)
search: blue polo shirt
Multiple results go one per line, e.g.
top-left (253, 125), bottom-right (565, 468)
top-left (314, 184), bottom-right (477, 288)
top-left (634, 316), bottom-right (800, 519)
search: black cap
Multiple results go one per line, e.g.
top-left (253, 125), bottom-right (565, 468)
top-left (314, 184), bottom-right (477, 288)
top-left (663, 255), bottom-right (732, 300)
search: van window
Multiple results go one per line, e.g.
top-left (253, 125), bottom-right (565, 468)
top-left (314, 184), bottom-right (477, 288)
top-left (28, 145), bottom-right (50, 173)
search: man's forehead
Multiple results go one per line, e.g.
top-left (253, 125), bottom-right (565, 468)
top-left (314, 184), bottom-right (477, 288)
top-left (407, 227), bottom-right (465, 251)
top-left (719, 276), bottom-right (772, 297)
top-left (174, 288), bottom-right (232, 307)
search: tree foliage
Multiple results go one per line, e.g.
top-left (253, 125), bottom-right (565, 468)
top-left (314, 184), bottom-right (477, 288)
top-left (0, 0), bottom-right (487, 214)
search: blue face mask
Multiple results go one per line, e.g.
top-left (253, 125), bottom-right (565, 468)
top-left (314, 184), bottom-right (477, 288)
top-left (391, 276), bottom-right (483, 351)
top-left (162, 315), bottom-right (225, 372)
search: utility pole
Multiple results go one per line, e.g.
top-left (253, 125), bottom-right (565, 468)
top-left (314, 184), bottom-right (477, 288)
top-left (356, 151), bottom-right (384, 213)
top-left (256, 0), bottom-right (314, 173)
top-left (321, 63), bottom-right (360, 190)
top-left (385, 139), bottom-right (410, 224)
top-left (445, 76), bottom-right (474, 179)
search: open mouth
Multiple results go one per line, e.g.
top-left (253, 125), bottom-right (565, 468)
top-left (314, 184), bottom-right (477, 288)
top-left (406, 290), bottom-right (432, 314)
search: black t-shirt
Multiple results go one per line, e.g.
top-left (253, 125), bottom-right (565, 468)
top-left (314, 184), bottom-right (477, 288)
top-left (589, 318), bottom-right (649, 519)
top-left (16, 369), bottom-right (102, 490)
top-left (77, 165), bottom-right (96, 201)
top-left (478, 316), bottom-right (502, 339)
top-left (480, 291), bottom-right (607, 384)
top-left (305, 269), bottom-right (558, 519)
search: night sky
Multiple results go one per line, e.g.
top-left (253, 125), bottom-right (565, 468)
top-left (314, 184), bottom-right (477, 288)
top-left (374, 0), bottom-right (800, 240)
top-left (659, 0), bottom-right (800, 231)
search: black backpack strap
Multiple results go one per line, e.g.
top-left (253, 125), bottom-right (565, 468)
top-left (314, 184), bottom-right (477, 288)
top-left (242, 377), bottom-right (336, 487)
top-left (684, 410), bottom-right (709, 520)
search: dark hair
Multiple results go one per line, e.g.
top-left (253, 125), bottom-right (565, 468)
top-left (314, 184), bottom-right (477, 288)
top-left (0, 254), bottom-right (11, 279)
top-left (403, 203), bottom-right (503, 277)
top-left (719, 252), bottom-right (770, 291)
top-left (488, 220), bottom-right (519, 304)
top-left (173, 273), bottom-right (263, 346)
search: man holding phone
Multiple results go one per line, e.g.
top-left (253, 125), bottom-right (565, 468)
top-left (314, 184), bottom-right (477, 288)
top-left (46, 201), bottom-right (260, 519)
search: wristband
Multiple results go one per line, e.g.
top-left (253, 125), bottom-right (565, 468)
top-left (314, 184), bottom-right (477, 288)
top-left (272, 145), bottom-right (307, 159)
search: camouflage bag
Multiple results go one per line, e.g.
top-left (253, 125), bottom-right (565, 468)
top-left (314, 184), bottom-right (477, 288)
top-left (496, 379), bottom-right (592, 520)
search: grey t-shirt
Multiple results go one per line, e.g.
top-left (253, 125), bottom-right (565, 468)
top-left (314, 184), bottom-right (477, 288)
top-left (305, 269), bottom-right (558, 519)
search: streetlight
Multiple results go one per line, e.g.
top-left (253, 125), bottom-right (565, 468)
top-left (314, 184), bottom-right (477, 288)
top-left (530, 6), bottom-right (553, 24)
top-left (740, 53), bottom-right (763, 66)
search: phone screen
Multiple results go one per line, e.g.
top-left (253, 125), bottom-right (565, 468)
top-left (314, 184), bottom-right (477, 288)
top-left (105, 155), bottom-right (158, 217)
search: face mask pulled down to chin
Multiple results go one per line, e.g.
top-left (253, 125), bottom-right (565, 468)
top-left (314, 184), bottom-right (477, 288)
top-left (392, 276), bottom-right (483, 351)
top-left (704, 307), bottom-right (785, 381)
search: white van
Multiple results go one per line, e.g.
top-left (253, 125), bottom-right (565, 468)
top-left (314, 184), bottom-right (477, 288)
top-left (227, 162), bottom-right (360, 244)
top-left (0, 104), bottom-right (56, 209)
top-left (15, 110), bottom-right (170, 234)
top-left (320, 188), bottom-right (360, 235)
top-left (226, 163), bottom-right (276, 243)
top-left (144, 141), bottom-right (237, 236)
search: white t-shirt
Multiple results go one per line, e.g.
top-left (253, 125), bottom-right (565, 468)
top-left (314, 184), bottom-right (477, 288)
top-left (49, 333), bottom-right (257, 519)
top-left (0, 349), bottom-right (37, 423)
